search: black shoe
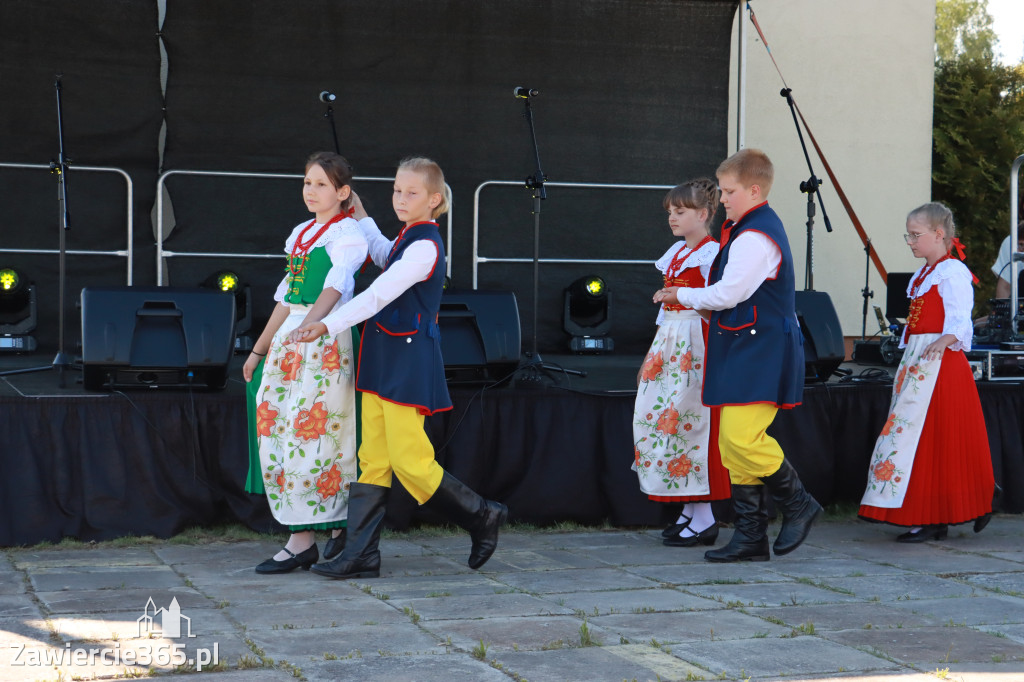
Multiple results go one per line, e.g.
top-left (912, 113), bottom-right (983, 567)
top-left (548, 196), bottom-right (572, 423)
top-left (661, 517), bottom-right (692, 539)
top-left (705, 485), bottom-right (770, 563)
top-left (974, 513), bottom-right (992, 534)
top-left (426, 472), bottom-right (508, 569)
top-left (310, 483), bottom-right (389, 580)
top-left (760, 459), bottom-right (822, 556)
top-left (255, 544), bottom-right (319, 574)
top-left (896, 524), bottom-right (948, 543)
top-left (663, 523), bottom-right (719, 547)
top-left (322, 528), bottom-right (347, 560)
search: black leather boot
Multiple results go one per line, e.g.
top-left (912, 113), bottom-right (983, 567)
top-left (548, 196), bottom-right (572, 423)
top-left (310, 483), bottom-right (389, 579)
top-left (322, 528), bottom-right (346, 560)
top-left (760, 459), bottom-right (822, 556)
top-left (425, 472), bottom-right (508, 569)
top-left (704, 485), bottom-right (770, 563)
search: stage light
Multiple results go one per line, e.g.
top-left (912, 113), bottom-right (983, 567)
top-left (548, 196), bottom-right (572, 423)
top-left (0, 266), bottom-right (38, 352)
top-left (215, 271), bottom-right (240, 293)
top-left (563, 275), bottom-right (613, 353)
top-left (201, 270), bottom-right (252, 352)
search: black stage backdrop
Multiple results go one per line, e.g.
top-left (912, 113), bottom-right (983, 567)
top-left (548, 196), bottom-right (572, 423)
top-left (2, 381), bottom-right (1021, 546)
top-left (0, 1), bottom-right (163, 352)
top-left (156, 0), bottom-right (737, 354)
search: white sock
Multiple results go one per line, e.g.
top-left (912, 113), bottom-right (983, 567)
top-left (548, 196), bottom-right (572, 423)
top-left (679, 503), bottom-right (715, 537)
top-left (675, 503), bottom-right (694, 525)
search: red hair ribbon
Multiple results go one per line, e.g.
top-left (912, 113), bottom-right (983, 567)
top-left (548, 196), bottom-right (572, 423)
top-left (949, 238), bottom-right (980, 284)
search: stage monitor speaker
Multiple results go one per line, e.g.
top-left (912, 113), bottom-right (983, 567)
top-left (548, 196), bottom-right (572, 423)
top-left (81, 286), bottom-right (236, 391)
top-left (438, 290), bottom-right (520, 383)
top-left (794, 290), bottom-right (845, 382)
top-left (886, 272), bottom-right (914, 321)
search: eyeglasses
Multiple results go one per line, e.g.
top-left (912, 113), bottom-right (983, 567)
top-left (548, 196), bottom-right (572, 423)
top-left (903, 233), bottom-right (926, 244)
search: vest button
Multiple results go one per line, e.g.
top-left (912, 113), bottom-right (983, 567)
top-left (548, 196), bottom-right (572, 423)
top-left (751, 329), bottom-right (757, 335)
top-left (406, 338), bottom-right (412, 344)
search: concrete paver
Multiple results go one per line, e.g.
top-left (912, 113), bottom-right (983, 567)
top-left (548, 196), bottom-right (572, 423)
top-left (0, 517), bottom-right (1023, 681)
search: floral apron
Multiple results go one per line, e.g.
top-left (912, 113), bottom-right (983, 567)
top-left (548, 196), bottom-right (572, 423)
top-left (254, 304), bottom-right (358, 525)
top-left (860, 333), bottom-right (943, 508)
top-left (632, 308), bottom-right (712, 498)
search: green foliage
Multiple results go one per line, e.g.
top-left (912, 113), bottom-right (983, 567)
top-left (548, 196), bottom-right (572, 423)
top-left (935, 0), bottom-right (997, 64)
top-left (931, 57), bottom-right (1024, 310)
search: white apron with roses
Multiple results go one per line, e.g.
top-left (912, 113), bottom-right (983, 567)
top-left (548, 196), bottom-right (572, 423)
top-left (255, 304), bottom-right (358, 525)
top-left (633, 308), bottom-right (712, 498)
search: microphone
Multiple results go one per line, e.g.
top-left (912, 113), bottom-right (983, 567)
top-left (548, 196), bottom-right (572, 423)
top-left (319, 90), bottom-right (337, 103)
top-left (513, 86), bottom-right (539, 99)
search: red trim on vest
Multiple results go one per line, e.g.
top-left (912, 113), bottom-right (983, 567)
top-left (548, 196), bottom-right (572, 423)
top-left (716, 305), bottom-right (758, 331)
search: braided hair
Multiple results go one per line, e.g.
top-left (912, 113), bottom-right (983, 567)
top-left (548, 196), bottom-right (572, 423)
top-left (662, 177), bottom-right (721, 229)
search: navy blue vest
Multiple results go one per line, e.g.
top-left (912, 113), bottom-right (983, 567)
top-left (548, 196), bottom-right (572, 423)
top-left (703, 203), bottom-right (804, 408)
top-left (356, 221), bottom-right (452, 415)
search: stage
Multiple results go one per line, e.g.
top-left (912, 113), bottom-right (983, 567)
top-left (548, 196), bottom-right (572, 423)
top-left (1, 352), bottom-right (1021, 547)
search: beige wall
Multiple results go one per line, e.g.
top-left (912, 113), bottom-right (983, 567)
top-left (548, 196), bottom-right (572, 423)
top-left (727, 0), bottom-right (936, 340)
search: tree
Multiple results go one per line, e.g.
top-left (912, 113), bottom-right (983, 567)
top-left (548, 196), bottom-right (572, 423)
top-left (932, 1), bottom-right (1024, 310)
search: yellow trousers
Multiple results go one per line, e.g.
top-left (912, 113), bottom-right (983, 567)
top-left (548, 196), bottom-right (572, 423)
top-left (356, 393), bottom-right (444, 504)
top-left (719, 404), bottom-right (785, 485)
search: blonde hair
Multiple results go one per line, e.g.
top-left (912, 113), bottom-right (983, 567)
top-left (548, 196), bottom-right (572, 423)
top-left (398, 156), bottom-right (450, 219)
top-left (716, 148), bottom-right (774, 197)
top-left (662, 177), bottom-right (720, 229)
top-left (907, 202), bottom-right (955, 248)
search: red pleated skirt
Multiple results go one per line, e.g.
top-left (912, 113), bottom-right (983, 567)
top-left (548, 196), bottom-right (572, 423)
top-left (650, 406), bottom-right (731, 502)
top-left (859, 350), bottom-right (994, 526)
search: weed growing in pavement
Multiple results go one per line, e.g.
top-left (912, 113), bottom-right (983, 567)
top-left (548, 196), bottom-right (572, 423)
top-left (471, 639), bottom-right (489, 660)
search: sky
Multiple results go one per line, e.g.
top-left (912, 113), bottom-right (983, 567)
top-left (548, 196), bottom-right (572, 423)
top-left (988, 0), bottom-right (1024, 65)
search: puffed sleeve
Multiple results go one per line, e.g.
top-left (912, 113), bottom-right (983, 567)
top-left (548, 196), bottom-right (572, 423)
top-left (938, 263), bottom-right (974, 352)
top-left (323, 220), bottom-right (370, 306)
top-left (272, 273), bottom-right (290, 305)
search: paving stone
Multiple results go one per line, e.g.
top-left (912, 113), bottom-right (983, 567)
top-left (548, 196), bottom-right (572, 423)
top-left (373, 552), bottom-right (473, 578)
top-left (0, 570), bottom-right (26, 595)
top-left (491, 645), bottom-right (701, 682)
top-left (230, 594), bottom-right (408, 630)
top-left (245, 621), bottom-right (445, 661)
top-left (188, 574), bottom-right (366, 604)
top-left (824, 573), bottom-right (980, 601)
top-left (844, 546), bottom-right (1024, 575)
top-left (152, 542), bottom-right (280, 565)
top-left (682, 580), bottom-right (862, 607)
top-left (590, 608), bottom-right (791, 643)
top-left (938, 661), bottom-right (1024, 681)
top-left (36, 586), bottom-right (211, 614)
top-left (823, 625), bottom-right (1024, 667)
top-left (389, 592), bottom-right (574, 621)
top-left (0, 593), bottom-right (44, 618)
top-left (303, 652), bottom-right (509, 682)
top-left (958, 570), bottom-right (1024, 597)
top-left (28, 565), bottom-right (184, 592)
top-left (746, 601), bottom-right (943, 631)
top-left (570, 542), bottom-right (709, 567)
top-left (628, 560), bottom-right (792, 586)
top-left (46, 608), bottom-right (238, 642)
top-left (342, 573), bottom-right (509, 599)
top-left (672, 635), bottom-right (901, 678)
top-left (987, 550), bottom-right (1024, 564)
top-left (492, 567), bottom-right (661, 594)
top-left (977, 623), bottom-right (1024, 644)
top-left (887, 595), bottom-right (1024, 626)
top-left (420, 615), bottom-right (605, 652)
top-left (11, 547), bottom-right (160, 570)
top-left (766, 557), bottom-right (915, 579)
top-left (765, 539), bottom-right (843, 560)
top-left (0, 617), bottom-right (53, 644)
top-left (535, 587), bottom-right (723, 616)
top-left (479, 548), bottom-right (609, 571)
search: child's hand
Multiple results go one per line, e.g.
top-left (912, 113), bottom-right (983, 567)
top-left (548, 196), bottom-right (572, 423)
top-left (350, 191), bottom-right (368, 220)
top-left (242, 352), bottom-right (262, 382)
top-left (652, 287), bottom-right (680, 305)
top-left (287, 322), bottom-right (328, 344)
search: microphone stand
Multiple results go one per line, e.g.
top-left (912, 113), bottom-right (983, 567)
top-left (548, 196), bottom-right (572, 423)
top-left (515, 91), bottom-right (584, 383)
top-left (781, 88), bottom-right (832, 291)
top-left (1, 76), bottom-right (78, 386)
top-left (323, 97), bottom-right (340, 154)
top-left (860, 238), bottom-right (873, 339)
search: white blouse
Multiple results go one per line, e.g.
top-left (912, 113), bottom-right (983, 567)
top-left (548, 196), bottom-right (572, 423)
top-left (901, 258), bottom-right (975, 352)
top-left (273, 217), bottom-right (369, 311)
top-left (654, 239), bottom-right (720, 325)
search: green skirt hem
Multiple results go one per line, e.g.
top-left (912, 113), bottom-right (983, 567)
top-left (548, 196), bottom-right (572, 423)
top-left (287, 520), bottom-right (347, 532)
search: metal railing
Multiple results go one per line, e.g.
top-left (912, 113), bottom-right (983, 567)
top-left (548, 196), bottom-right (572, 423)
top-left (0, 162), bottom-right (134, 284)
top-left (156, 170), bottom-right (453, 284)
top-left (471, 180), bottom-right (675, 288)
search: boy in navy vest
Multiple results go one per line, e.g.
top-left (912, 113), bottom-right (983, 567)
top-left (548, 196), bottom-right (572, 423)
top-left (655, 148), bottom-right (821, 562)
top-left (290, 157), bottom-right (507, 579)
